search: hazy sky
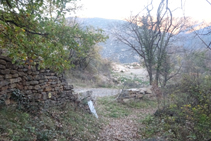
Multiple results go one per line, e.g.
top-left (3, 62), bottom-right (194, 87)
top-left (74, 0), bottom-right (211, 22)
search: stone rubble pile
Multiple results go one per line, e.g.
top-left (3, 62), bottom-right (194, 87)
top-left (117, 86), bottom-right (154, 102)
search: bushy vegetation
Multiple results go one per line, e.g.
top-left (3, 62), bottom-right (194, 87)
top-left (66, 55), bottom-right (113, 88)
top-left (140, 75), bottom-right (211, 141)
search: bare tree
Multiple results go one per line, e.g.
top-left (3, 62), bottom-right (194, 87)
top-left (112, 0), bottom-right (186, 86)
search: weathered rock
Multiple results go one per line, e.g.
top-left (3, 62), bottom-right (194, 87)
top-left (10, 84), bottom-right (16, 89)
top-left (39, 82), bottom-right (46, 86)
top-left (10, 70), bottom-right (17, 74)
top-left (5, 74), bottom-right (12, 79)
top-left (0, 69), bottom-right (10, 74)
top-left (34, 85), bottom-right (41, 90)
top-left (54, 87), bottom-right (60, 91)
top-left (5, 99), bottom-right (10, 105)
top-left (40, 69), bottom-right (45, 73)
top-left (24, 86), bottom-right (28, 90)
top-left (16, 84), bottom-right (23, 90)
top-left (0, 90), bottom-right (8, 95)
top-left (50, 82), bottom-right (57, 85)
top-left (0, 64), bottom-right (6, 69)
top-left (26, 75), bottom-right (33, 81)
top-left (64, 85), bottom-right (73, 90)
top-left (9, 78), bottom-right (21, 84)
top-left (6, 62), bottom-right (13, 69)
top-left (22, 68), bottom-right (28, 72)
top-left (140, 86), bottom-right (152, 94)
top-left (37, 94), bottom-right (42, 99)
top-left (18, 72), bottom-right (26, 76)
top-left (27, 71), bottom-right (32, 74)
top-left (122, 98), bottom-right (132, 102)
top-left (18, 65), bottom-right (23, 69)
top-left (61, 82), bottom-right (66, 86)
top-left (39, 80), bottom-right (45, 83)
top-left (42, 92), bottom-right (47, 100)
top-left (41, 84), bottom-right (48, 89)
top-left (118, 88), bottom-right (147, 102)
top-left (0, 56), bottom-right (12, 62)
top-left (11, 74), bottom-right (18, 78)
top-left (25, 90), bottom-right (32, 94)
top-left (32, 72), bottom-right (39, 75)
top-left (44, 87), bottom-right (52, 92)
top-left (45, 76), bottom-right (57, 79)
top-left (32, 90), bottom-right (38, 93)
top-left (30, 81), bottom-right (39, 85)
top-left (1, 86), bottom-right (8, 91)
top-left (0, 59), bottom-right (6, 65)
top-left (0, 75), bottom-right (4, 80)
top-left (28, 86), bottom-right (33, 89)
top-left (25, 83), bottom-right (30, 86)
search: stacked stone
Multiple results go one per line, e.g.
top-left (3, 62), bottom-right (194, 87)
top-left (0, 56), bottom-right (19, 97)
top-left (0, 56), bottom-right (76, 108)
top-left (117, 87), bottom-right (153, 102)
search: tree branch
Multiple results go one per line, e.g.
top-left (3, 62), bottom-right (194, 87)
top-left (0, 18), bottom-right (48, 36)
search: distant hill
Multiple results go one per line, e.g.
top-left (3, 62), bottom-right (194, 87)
top-left (66, 17), bottom-right (211, 63)
top-left (67, 17), bottom-right (140, 63)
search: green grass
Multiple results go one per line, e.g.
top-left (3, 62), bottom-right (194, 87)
top-left (127, 98), bottom-right (157, 109)
top-left (97, 96), bottom-right (157, 119)
top-left (97, 96), bottom-right (131, 118)
top-left (0, 104), bottom-right (103, 141)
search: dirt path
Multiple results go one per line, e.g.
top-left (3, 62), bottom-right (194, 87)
top-left (74, 88), bottom-right (121, 97)
top-left (73, 63), bottom-right (157, 140)
top-left (75, 87), bottom-right (157, 141)
top-left (74, 87), bottom-right (156, 140)
top-left (97, 107), bottom-right (157, 141)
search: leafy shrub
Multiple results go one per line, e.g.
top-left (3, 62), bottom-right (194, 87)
top-left (141, 75), bottom-right (211, 141)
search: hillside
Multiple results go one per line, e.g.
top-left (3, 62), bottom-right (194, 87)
top-left (67, 17), bottom-right (211, 63)
top-left (67, 17), bottom-right (141, 63)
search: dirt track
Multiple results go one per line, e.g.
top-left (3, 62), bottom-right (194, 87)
top-left (74, 88), bottom-right (121, 97)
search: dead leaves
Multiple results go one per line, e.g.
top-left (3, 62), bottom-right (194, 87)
top-left (97, 108), bottom-right (156, 141)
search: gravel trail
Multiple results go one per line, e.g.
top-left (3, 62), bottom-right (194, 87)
top-left (74, 88), bottom-right (121, 97)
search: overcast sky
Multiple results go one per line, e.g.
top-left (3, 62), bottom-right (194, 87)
top-left (72, 0), bottom-right (211, 22)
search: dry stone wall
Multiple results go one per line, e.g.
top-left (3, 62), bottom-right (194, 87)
top-left (0, 56), bottom-right (76, 109)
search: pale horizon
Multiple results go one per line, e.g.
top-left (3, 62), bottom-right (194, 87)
top-left (70, 0), bottom-right (211, 23)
